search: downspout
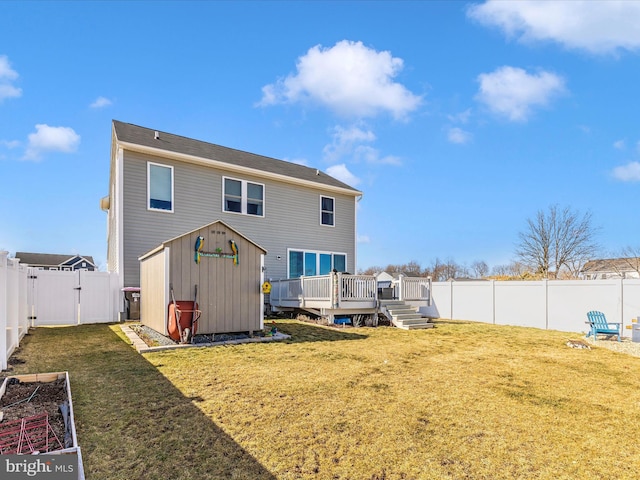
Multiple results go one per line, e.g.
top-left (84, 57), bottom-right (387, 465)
top-left (355, 194), bottom-right (363, 273)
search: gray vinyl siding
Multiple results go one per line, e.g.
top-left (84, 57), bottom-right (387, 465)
top-left (122, 150), bottom-right (357, 287)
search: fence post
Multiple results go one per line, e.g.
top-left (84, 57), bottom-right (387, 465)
top-left (620, 278), bottom-right (624, 329)
top-left (18, 263), bottom-right (28, 339)
top-left (450, 280), bottom-right (454, 320)
top-left (6, 258), bottom-right (19, 358)
top-left (491, 280), bottom-right (496, 324)
top-left (545, 279), bottom-right (549, 330)
top-left (0, 251), bottom-right (8, 370)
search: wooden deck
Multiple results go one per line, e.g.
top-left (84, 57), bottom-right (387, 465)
top-left (269, 273), bottom-right (432, 324)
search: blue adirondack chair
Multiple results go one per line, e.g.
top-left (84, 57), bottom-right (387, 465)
top-left (586, 311), bottom-right (621, 342)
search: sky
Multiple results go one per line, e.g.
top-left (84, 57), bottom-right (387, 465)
top-left (1, 1), bottom-right (640, 273)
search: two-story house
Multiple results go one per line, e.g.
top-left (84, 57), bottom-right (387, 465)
top-left (102, 120), bottom-right (363, 291)
top-left (580, 257), bottom-right (640, 280)
top-left (15, 252), bottom-right (97, 271)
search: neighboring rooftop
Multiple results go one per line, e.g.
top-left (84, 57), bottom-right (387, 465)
top-left (15, 252), bottom-right (96, 268)
top-left (112, 120), bottom-right (362, 194)
top-left (581, 257), bottom-right (640, 273)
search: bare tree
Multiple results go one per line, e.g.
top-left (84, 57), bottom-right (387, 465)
top-left (619, 247), bottom-right (640, 276)
top-left (470, 260), bottom-right (489, 279)
top-left (516, 205), bottom-right (599, 279)
top-left (491, 261), bottom-right (533, 279)
top-left (358, 265), bottom-right (382, 275)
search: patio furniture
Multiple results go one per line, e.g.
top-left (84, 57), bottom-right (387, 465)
top-left (586, 311), bottom-right (621, 342)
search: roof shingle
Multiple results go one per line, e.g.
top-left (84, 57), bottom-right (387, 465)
top-left (113, 120), bottom-right (361, 194)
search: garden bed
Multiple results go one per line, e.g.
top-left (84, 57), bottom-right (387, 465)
top-left (0, 372), bottom-right (85, 479)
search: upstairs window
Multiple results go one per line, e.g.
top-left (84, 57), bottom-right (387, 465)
top-left (223, 177), bottom-right (264, 216)
top-left (320, 196), bottom-right (334, 226)
top-left (148, 162), bottom-right (174, 212)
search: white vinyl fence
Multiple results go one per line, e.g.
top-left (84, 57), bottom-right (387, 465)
top-left (0, 252), bottom-right (29, 370)
top-left (423, 279), bottom-right (640, 335)
top-left (0, 251), bottom-right (120, 370)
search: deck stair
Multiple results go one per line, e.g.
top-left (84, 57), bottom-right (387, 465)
top-left (380, 300), bottom-right (433, 330)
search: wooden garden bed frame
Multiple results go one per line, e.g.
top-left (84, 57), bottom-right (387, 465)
top-left (0, 372), bottom-right (85, 480)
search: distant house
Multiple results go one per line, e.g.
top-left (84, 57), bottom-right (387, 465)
top-left (580, 258), bottom-right (640, 280)
top-left (15, 252), bottom-right (97, 271)
top-left (374, 271), bottom-right (395, 288)
top-left (102, 120), bottom-right (362, 290)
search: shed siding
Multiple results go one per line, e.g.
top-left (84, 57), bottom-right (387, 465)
top-left (140, 247), bottom-right (168, 334)
top-left (122, 150), bottom-right (356, 287)
top-left (167, 223), bottom-right (263, 334)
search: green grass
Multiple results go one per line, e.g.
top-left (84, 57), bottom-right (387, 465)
top-left (4, 320), bottom-right (640, 479)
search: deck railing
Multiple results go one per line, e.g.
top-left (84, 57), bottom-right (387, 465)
top-left (269, 273), bottom-right (430, 311)
top-left (302, 275), bottom-right (332, 300)
top-left (269, 278), bottom-right (302, 305)
top-left (338, 274), bottom-right (376, 303)
top-left (398, 276), bottom-right (432, 304)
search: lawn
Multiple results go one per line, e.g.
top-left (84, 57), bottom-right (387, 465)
top-left (4, 319), bottom-right (640, 479)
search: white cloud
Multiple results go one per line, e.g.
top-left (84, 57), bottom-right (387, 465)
top-left (357, 235), bottom-right (370, 244)
top-left (447, 127), bottom-right (473, 144)
top-left (90, 96), bottom-right (112, 108)
top-left (326, 164), bottom-right (361, 187)
top-left (354, 145), bottom-right (401, 165)
top-left (323, 124), bottom-right (376, 163)
top-left (475, 66), bottom-right (566, 122)
top-left (447, 108), bottom-right (472, 124)
top-left (613, 139), bottom-right (625, 150)
top-left (323, 124), bottom-right (400, 166)
top-left (258, 40), bottom-right (422, 119)
top-left (467, 1), bottom-right (640, 55)
top-left (0, 55), bottom-right (21, 102)
top-left (23, 124), bottom-right (81, 161)
top-left (612, 162), bottom-right (640, 182)
top-left (0, 139), bottom-right (20, 149)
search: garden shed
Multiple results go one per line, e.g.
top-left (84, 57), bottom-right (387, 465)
top-left (139, 220), bottom-right (267, 337)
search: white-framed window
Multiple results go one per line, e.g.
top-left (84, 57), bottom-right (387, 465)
top-left (147, 162), bottom-right (174, 212)
top-left (223, 177), bottom-right (264, 216)
top-left (288, 249), bottom-right (347, 278)
top-left (320, 196), bottom-right (335, 226)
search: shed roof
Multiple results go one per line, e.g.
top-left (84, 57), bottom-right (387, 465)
top-left (113, 120), bottom-right (362, 195)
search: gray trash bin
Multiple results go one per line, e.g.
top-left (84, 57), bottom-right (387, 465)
top-left (633, 320), bottom-right (640, 343)
top-left (122, 287), bottom-right (141, 320)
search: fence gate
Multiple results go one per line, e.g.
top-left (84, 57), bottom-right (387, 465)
top-left (27, 268), bottom-right (117, 325)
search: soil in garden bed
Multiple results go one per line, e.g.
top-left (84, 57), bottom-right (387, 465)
top-left (0, 378), bottom-right (68, 452)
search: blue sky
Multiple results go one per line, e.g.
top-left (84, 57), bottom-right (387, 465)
top-left (1, 1), bottom-right (640, 273)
